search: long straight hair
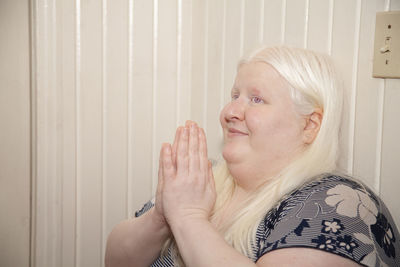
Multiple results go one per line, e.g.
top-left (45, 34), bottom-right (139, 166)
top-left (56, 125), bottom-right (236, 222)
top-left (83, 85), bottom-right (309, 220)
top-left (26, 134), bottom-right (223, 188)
top-left (164, 46), bottom-right (344, 264)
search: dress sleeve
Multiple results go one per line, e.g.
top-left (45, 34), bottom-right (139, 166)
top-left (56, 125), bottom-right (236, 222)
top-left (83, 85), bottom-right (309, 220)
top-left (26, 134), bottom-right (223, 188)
top-left (134, 198), bottom-right (155, 218)
top-left (254, 175), bottom-right (400, 267)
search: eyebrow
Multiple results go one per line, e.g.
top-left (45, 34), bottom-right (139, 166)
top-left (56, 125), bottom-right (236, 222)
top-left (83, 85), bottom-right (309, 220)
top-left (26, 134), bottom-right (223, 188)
top-left (230, 87), bottom-right (239, 93)
top-left (248, 87), bottom-right (262, 94)
top-left (230, 87), bottom-right (269, 100)
top-left (231, 86), bottom-right (262, 93)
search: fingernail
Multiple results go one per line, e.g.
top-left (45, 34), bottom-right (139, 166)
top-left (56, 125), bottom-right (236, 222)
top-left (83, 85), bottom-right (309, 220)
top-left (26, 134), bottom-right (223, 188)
top-left (165, 145), bottom-right (171, 154)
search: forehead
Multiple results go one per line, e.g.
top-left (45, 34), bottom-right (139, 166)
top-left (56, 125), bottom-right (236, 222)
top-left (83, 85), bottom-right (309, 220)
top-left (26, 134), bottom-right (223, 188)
top-left (233, 62), bottom-right (290, 94)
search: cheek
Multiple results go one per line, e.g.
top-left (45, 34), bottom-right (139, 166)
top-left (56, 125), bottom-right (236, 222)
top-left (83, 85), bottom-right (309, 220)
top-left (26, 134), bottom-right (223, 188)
top-left (246, 108), bottom-right (302, 142)
top-left (245, 109), bottom-right (277, 135)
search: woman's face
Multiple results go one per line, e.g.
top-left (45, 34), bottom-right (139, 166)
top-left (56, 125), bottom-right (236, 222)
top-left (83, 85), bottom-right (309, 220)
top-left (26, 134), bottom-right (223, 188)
top-left (220, 62), bottom-right (306, 178)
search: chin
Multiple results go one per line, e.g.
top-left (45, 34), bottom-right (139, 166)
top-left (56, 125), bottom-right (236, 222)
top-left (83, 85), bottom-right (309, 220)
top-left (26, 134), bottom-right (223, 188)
top-left (222, 144), bottom-right (247, 164)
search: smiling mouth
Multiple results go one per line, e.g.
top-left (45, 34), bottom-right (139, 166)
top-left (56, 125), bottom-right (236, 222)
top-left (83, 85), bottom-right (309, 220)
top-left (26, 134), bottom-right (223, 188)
top-left (227, 128), bottom-right (248, 136)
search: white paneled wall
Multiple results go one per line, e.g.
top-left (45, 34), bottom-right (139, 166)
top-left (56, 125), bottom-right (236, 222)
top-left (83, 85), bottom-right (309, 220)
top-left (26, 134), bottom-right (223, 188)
top-left (31, 0), bottom-right (400, 266)
top-left (0, 1), bottom-right (31, 266)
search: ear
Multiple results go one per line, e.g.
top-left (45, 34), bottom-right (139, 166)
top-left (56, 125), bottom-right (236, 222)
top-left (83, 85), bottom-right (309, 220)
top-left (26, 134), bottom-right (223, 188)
top-left (303, 108), bottom-right (323, 144)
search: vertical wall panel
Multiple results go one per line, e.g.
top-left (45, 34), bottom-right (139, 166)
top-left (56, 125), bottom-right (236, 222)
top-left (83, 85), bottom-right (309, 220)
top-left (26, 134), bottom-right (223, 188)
top-left (263, 0), bottom-right (285, 46)
top-left (284, 0), bottom-right (307, 47)
top-left (60, 0), bottom-right (77, 265)
top-left (176, 0), bottom-right (192, 126)
top-left (130, 0), bottom-right (154, 212)
top-left (222, 0), bottom-right (242, 106)
top-left (307, 0), bottom-right (330, 52)
top-left (78, 1), bottom-right (103, 266)
top-left (353, 0), bottom-right (385, 190)
top-left (127, 0), bottom-right (134, 217)
top-left (33, 0), bottom-right (63, 266)
top-left (380, 80), bottom-right (400, 229)
top-left (191, 0), bottom-right (206, 126)
top-left (103, 0), bottom-right (128, 265)
top-left (243, 0), bottom-right (263, 54)
top-left (0, 1), bottom-right (30, 266)
top-left (380, 0), bottom-right (400, 234)
top-left (74, 0), bottom-right (82, 265)
top-left (219, 0), bottom-right (228, 110)
top-left (154, 0), bottom-right (178, 191)
top-left (205, 0), bottom-right (224, 160)
top-left (330, 0), bottom-right (360, 173)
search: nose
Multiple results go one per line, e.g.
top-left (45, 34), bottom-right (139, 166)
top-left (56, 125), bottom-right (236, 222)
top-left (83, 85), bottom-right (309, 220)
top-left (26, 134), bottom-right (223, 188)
top-left (223, 98), bottom-right (245, 122)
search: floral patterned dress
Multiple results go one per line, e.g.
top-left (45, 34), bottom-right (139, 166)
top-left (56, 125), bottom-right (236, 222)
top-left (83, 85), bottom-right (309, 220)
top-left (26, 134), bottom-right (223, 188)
top-left (135, 174), bottom-right (399, 266)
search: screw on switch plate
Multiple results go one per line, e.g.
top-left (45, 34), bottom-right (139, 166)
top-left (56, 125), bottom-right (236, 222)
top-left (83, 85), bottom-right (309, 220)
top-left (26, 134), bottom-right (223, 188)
top-left (373, 11), bottom-right (400, 78)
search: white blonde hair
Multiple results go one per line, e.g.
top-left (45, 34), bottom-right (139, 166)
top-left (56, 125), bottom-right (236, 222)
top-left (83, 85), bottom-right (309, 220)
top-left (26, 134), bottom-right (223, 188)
top-left (165, 46), bottom-right (344, 264)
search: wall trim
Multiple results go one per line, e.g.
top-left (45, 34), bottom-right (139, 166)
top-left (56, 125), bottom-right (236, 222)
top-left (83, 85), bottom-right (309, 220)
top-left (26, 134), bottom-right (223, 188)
top-left (30, 0), bottom-right (63, 265)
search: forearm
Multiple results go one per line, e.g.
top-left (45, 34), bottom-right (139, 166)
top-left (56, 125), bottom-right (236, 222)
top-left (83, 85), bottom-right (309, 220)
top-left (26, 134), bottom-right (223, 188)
top-left (105, 208), bottom-right (170, 267)
top-left (170, 218), bottom-right (256, 267)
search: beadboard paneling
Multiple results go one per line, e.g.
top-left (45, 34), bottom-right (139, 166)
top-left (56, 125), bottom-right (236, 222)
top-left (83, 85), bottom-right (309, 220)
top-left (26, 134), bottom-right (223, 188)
top-left (284, 0), bottom-right (307, 47)
top-left (0, 0), bottom-right (31, 266)
top-left (353, 0), bottom-right (386, 191)
top-left (306, 0), bottom-right (331, 53)
top-left (30, 0), bottom-right (400, 266)
top-left (330, 0), bottom-right (361, 173)
top-left (380, 0), bottom-right (400, 230)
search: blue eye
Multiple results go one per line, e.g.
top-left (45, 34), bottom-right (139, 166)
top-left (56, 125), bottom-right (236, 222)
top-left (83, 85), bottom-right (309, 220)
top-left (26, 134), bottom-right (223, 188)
top-left (251, 96), bottom-right (264, 104)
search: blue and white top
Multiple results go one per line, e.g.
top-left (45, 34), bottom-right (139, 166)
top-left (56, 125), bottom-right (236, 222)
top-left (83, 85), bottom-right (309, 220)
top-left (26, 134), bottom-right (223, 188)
top-left (135, 174), bottom-right (399, 267)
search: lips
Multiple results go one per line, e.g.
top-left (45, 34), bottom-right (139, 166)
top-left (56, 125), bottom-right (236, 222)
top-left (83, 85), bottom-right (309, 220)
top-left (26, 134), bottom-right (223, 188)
top-left (227, 127), bottom-right (248, 136)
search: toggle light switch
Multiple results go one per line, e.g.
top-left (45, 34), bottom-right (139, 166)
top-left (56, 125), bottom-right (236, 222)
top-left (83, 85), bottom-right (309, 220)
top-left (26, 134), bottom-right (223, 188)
top-left (373, 11), bottom-right (400, 78)
top-left (379, 37), bottom-right (391, 53)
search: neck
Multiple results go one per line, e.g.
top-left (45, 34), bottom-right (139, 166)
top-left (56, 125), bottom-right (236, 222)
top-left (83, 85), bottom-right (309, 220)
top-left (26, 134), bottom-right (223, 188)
top-left (226, 161), bottom-right (278, 193)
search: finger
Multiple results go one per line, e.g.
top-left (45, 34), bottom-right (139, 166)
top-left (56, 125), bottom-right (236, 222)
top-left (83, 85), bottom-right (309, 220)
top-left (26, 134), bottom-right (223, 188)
top-left (171, 127), bottom-right (183, 167)
top-left (189, 123), bottom-right (200, 173)
top-left (157, 145), bottom-right (165, 188)
top-left (185, 120), bottom-right (194, 128)
top-left (156, 145), bottom-right (165, 203)
top-left (198, 127), bottom-right (208, 155)
top-left (198, 127), bottom-right (208, 174)
top-left (176, 126), bottom-right (189, 176)
top-left (162, 143), bottom-right (176, 180)
top-left (208, 160), bottom-right (216, 191)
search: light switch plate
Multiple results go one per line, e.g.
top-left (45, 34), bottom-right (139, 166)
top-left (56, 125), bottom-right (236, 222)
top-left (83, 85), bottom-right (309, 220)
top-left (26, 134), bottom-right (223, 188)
top-left (373, 11), bottom-right (400, 78)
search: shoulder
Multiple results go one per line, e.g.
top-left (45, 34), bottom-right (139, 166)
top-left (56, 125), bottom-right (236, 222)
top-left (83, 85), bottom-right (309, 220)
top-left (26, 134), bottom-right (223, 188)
top-left (256, 247), bottom-right (361, 267)
top-left (254, 173), bottom-right (400, 267)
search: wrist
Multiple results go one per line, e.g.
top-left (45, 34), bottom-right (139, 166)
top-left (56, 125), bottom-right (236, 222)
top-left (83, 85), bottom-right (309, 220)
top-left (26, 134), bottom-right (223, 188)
top-left (149, 208), bottom-right (170, 234)
top-left (169, 215), bottom-right (211, 234)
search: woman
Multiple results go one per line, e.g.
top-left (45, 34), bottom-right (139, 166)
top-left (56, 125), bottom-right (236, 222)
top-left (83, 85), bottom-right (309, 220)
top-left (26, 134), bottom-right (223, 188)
top-left (105, 46), bottom-right (399, 266)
